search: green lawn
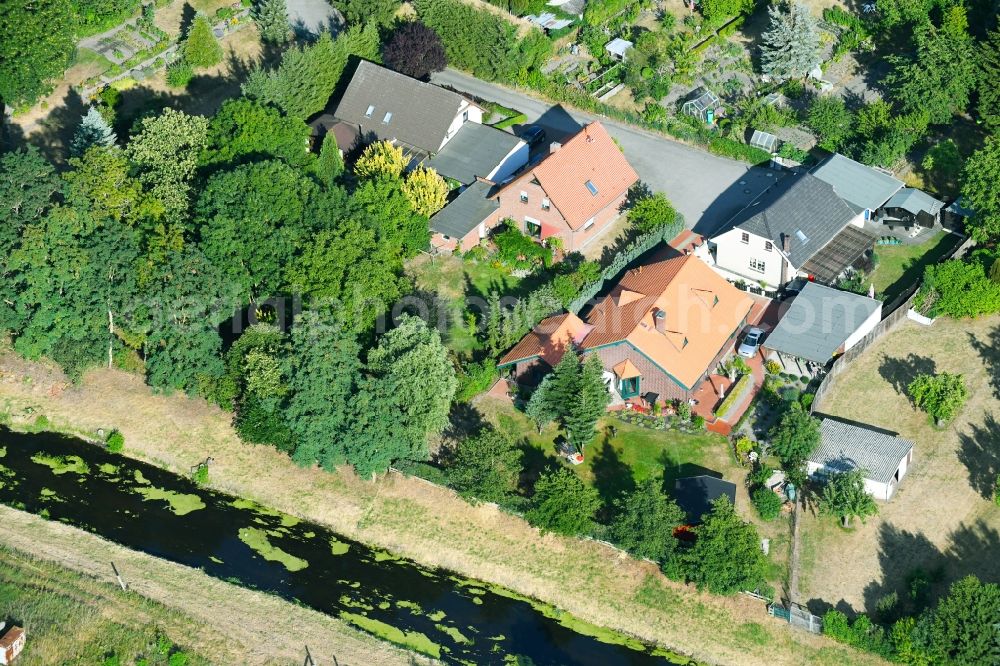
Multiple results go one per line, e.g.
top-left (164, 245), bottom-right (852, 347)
top-left (869, 231), bottom-right (964, 303)
top-left (407, 255), bottom-right (521, 356)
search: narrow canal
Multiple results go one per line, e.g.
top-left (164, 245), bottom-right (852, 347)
top-left (0, 428), bottom-right (693, 665)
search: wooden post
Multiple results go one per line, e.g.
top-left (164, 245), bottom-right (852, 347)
top-left (110, 561), bottom-right (128, 591)
top-left (303, 645), bottom-right (318, 666)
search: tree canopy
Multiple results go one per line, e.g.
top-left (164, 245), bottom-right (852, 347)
top-left (383, 21), bottom-right (448, 80)
top-left (759, 2), bottom-right (821, 81)
top-left (609, 478), bottom-right (684, 563)
top-left (907, 372), bottom-right (968, 423)
top-left (819, 469), bottom-right (878, 527)
top-left (526, 467), bottom-right (601, 536)
top-left (449, 427), bottom-right (523, 503)
top-left (684, 496), bottom-right (768, 595)
top-left (0, 0), bottom-right (74, 108)
top-left (767, 404), bottom-right (820, 468)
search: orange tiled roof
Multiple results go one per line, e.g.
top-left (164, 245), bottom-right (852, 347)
top-left (497, 312), bottom-right (589, 367)
top-left (580, 252), bottom-right (753, 389)
top-left (612, 358), bottom-right (642, 379)
top-left (518, 122), bottom-right (639, 230)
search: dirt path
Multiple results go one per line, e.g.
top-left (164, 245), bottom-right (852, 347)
top-left (788, 498), bottom-right (802, 604)
top-left (0, 351), bottom-right (887, 666)
top-left (0, 506), bottom-right (415, 666)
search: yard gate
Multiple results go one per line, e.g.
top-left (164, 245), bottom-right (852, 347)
top-left (768, 602), bottom-right (823, 635)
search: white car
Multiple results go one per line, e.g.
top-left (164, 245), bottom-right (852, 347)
top-left (737, 327), bottom-right (764, 358)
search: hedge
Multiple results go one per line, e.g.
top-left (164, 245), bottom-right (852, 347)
top-left (707, 137), bottom-right (773, 164)
top-left (714, 372), bottom-right (753, 419)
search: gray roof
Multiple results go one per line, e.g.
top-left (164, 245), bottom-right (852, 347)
top-left (605, 38), bottom-right (633, 57)
top-left (764, 282), bottom-right (881, 362)
top-left (811, 153), bottom-right (903, 212)
top-left (812, 418), bottom-right (914, 484)
top-left (430, 180), bottom-right (499, 239)
top-left (333, 61), bottom-right (469, 154)
top-left (724, 173), bottom-right (857, 268)
top-left (425, 123), bottom-right (524, 185)
top-left (885, 188), bottom-right (945, 217)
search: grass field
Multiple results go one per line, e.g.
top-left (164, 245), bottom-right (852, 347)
top-left (0, 351), bottom-right (886, 665)
top-left (802, 315), bottom-right (1000, 618)
top-left (0, 546), bottom-right (209, 666)
top-left (869, 232), bottom-right (964, 303)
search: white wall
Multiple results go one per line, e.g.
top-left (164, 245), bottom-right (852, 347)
top-left (806, 458), bottom-right (909, 501)
top-left (488, 141), bottom-right (530, 184)
top-left (711, 227), bottom-right (786, 287)
top-left (848, 210), bottom-right (866, 228)
top-left (439, 101), bottom-right (485, 150)
top-left (843, 305), bottom-right (882, 351)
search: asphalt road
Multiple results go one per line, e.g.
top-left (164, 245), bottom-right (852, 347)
top-left (432, 69), bottom-right (782, 237)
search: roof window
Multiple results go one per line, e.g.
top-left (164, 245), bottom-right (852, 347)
top-left (585, 180), bottom-right (599, 196)
top-left (383, 112), bottom-right (393, 124)
top-left (795, 229), bottom-right (809, 243)
top-left (365, 105), bottom-right (375, 118)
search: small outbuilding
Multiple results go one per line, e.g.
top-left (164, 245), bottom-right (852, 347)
top-left (0, 623), bottom-right (25, 665)
top-left (604, 38), bottom-right (633, 61)
top-left (681, 87), bottom-right (722, 125)
top-left (764, 282), bottom-right (881, 365)
top-left (674, 475), bottom-right (737, 525)
top-left (807, 418), bottom-right (914, 500)
top-left (879, 187), bottom-right (945, 229)
top-left (749, 129), bottom-right (779, 154)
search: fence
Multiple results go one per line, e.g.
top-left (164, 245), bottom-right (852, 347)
top-left (768, 602), bottom-right (823, 634)
top-left (811, 231), bottom-right (974, 413)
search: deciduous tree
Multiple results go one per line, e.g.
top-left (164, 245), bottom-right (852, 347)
top-left (449, 427), bottom-right (523, 503)
top-left (354, 140), bottom-right (408, 180)
top-left (526, 467), bottom-right (600, 536)
top-left (0, 0), bottom-right (74, 107)
top-left (819, 469), bottom-right (878, 527)
top-left (977, 30), bottom-right (1000, 130)
top-left (684, 496), bottom-right (768, 595)
top-left (759, 2), bottom-right (821, 81)
top-left (201, 99), bottom-right (313, 168)
top-left (627, 192), bottom-right (681, 235)
top-left (961, 135), bottom-right (1000, 244)
top-left (927, 576), bottom-right (1000, 664)
top-left (383, 21), bottom-right (447, 80)
top-left (767, 404), bottom-right (820, 468)
top-left (805, 96), bottom-right (854, 152)
top-left (402, 166), bottom-right (447, 216)
top-left (609, 478), bottom-right (684, 562)
top-left (907, 372), bottom-right (968, 424)
top-left (699, 0), bottom-right (754, 25)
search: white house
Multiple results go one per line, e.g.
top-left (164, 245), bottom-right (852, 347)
top-left (808, 418), bottom-right (914, 501)
top-left (763, 282), bottom-right (882, 364)
top-left (708, 172), bottom-right (873, 289)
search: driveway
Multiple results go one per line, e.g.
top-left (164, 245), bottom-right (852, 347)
top-left (432, 69), bottom-right (783, 237)
top-left (287, 0), bottom-right (343, 37)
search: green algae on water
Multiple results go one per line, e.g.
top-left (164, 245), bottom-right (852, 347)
top-left (435, 624), bottom-right (471, 645)
top-left (329, 537), bottom-right (350, 555)
top-left (134, 469), bottom-right (150, 485)
top-left (209, 556), bottom-right (223, 564)
top-left (238, 527), bottom-right (308, 572)
top-left (428, 610), bottom-right (446, 622)
top-left (231, 498), bottom-right (299, 527)
top-left (98, 463), bottom-right (118, 475)
top-left (340, 612), bottom-right (441, 658)
top-left (31, 453), bottom-right (89, 476)
top-left (372, 549), bottom-right (401, 563)
top-left (133, 485), bottom-right (206, 516)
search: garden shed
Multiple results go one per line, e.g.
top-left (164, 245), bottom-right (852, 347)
top-left (749, 129), bottom-right (778, 154)
top-left (604, 38), bottom-right (633, 61)
top-left (807, 418), bottom-right (914, 501)
top-left (681, 87), bottom-right (721, 124)
top-left (674, 475), bottom-right (737, 525)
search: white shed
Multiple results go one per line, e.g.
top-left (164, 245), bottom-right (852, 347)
top-left (604, 38), bottom-right (633, 61)
top-left (807, 418), bottom-right (914, 501)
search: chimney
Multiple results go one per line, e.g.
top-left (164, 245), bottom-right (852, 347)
top-left (654, 309), bottom-right (666, 334)
top-left (780, 234), bottom-right (791, 286)
top-left (549, 141), bottom-right (562, 154)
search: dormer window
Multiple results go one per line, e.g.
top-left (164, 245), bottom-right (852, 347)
top-left (365, 105), bottom-right (375, 118)
top-left (383, 112), bottom-right (393, 124)
top-left (585, 180), bottom-right (598, 196)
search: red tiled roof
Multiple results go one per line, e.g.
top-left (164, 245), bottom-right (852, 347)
top-left (580, 252), bottom-right (754, 388)
top-left (514, 122), bottom-right (639, 230)
top-left (497, 313), bottom-right (588, 367)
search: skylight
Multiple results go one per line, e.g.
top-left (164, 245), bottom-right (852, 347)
top-left (365, 105), bottom-right (375, 117)
top-left (585, 180), bottom-right (599, 196)
top-left (383, 112), bottom-right (393, 124)
top-left (795, 229), bottom-right (809, 243)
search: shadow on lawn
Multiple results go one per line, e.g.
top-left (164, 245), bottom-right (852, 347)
top-left (877, 353), bottom-right (936, 398)
top-left (968, 325), bottom-right (1000, 400)
top-left (806, 519), bottom-right (1000, 621)
top-left (590, 436), bottom-right (636, 517)
top-left (957, 412), bottom-right (1000, 500)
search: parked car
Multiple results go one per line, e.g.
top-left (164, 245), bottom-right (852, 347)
top-left (521, 125), bottom-right (546, 148)
top-left (737, 327), bottom-right (764, 358)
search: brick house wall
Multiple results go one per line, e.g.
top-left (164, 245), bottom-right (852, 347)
top-left (583, 343), bottom-right (691, 403)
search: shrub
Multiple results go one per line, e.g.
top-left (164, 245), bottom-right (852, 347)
top-left (692, 415), bottom-right (706, 429)
top-left (455, 360), bottom-right (498, 402)
top-left (907, 372), bottom-right (968, 424)
top-left (751, 487), bottom-right (783, 520)
top-left (166, 59), bottom-right (195, 88)
top-left (733, 435), bottom-right (754, 461)
top-left (765, 359), bottom-right (781, 375)
top-left (192, 464), bottom-right (209, 485)
top-left (106, 429), bottom-right (125, 453)
top-left (707, 137), bottom-right (772, 164)
top-left (994, 474), bottom-right (1000, 507)
top-left (799, 393), bottom-right (814, 411)
top-left (393, 459), bottom-right (451, 486)
top-left (675, 400), bottom-right (691, 421)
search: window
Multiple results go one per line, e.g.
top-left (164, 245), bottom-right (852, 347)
top-left (619, 376), bottom-right (640, 398)
top-left (585, 180), bottom-right (599, 196)
top-left (683, 337), bottom-right (688, 348)
top-left (382, 112), bottom-right (393, 124)
top-left (525, 218), bottom-right (541, 238)
top-left (583, 217), bottom-right (595, 230)
top-left (542, 198), bottom-right (550, 211)
top-left (520, 191), bottom-right (528, 203)
top-left (740, 232), bottom-right (749, 244)
top-left (713, 295), bottom-right (719, 307)
top-left (365, 105), bottom-right (375, 118)
top-left (749, 258), bottom-right (766, 273)
top-left (764, 241), bottom-right (773, 252)
top-left (462, 110), bottom-right (469, 122)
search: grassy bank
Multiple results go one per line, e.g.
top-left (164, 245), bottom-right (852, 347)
top-left (0, 506), bottom-right (415, 665)
top-left (0, 350), bottom-right (886, 666)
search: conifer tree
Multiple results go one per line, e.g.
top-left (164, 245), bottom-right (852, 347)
top-left (70, 107), bottom-right (117, 157)
top-left (252, 0), bottom-right (289, 44)
top-left (184, 15), bottom-right (223, 69)
top-left (315, 132), bottom-right (344, 183)
top-left (760, 2), bottom-right (821, 81)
